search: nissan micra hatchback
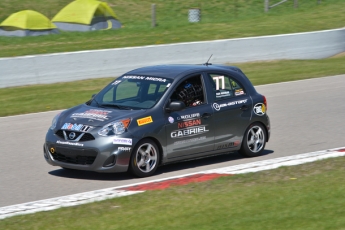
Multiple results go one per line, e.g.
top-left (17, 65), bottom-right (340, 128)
top-left (44, 64), bottom-right (270, 177)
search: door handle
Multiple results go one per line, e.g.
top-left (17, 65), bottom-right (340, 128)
top-left (240, 105), bottom-right (248, 111)
top-left (202, 113), bottom-right (212, 119)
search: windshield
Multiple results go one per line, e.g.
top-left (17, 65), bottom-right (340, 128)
top-left (92, 75), bottom-right (173, 109)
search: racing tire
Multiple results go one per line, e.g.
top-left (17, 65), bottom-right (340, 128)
top-left (239, 122), bottom-right (266, 157)
top-left (129, 139), bottom-right (160, 177)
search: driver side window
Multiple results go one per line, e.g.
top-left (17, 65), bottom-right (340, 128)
top-left (170, 75), bottom-right (205, 107)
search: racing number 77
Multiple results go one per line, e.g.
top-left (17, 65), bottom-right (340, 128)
top-left (213, 76), bottom-right (225, 90)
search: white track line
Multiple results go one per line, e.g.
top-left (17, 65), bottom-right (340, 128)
top-left (1, 146), bottom-right (344, 220)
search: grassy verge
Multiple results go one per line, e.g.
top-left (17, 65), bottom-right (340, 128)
top-left (0, 0), bottom-right (344, 57)
top-left (1, 55), bottom-right (345, 117)
top-left (1, 156), bottom-right (345, 229)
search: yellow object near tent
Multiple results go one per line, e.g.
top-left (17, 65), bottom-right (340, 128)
top-left (0, 10), bottom-right (59, 37)
top-left (52, 0), bottom-right (121, 31)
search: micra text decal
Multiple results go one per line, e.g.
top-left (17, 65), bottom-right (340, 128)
top-left (122, 75), bottom-right (167, 82)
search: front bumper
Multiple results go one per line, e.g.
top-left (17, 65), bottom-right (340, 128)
top-left (43, 129), bottom-right (137, 173)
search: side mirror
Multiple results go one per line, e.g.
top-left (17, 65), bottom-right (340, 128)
top-left (166, 101), bottom-right (186, 112)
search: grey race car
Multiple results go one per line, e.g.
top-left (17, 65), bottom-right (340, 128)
top-left (44, 64), bottom-right (270, 177)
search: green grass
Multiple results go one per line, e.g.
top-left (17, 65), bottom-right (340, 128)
top-left (1, 54), bottom-right (345, 117)
top-left (1, 156), bottom-right (345, 229)
top-left (0, 0), bottom-right (344, 57)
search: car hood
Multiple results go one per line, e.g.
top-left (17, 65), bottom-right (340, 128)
top-left (58, 104), bottom-right (146, 127)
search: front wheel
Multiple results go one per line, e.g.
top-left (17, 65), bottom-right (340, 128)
top-left (129, 139), bottom-right (160, 177)
top-left (239, 123), bottom-right (266, 157)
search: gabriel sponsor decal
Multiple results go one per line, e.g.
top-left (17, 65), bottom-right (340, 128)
top-left (61, 123), bottom-right (92, 132)
top-left (118, 147), bottom-right (131, 151)
top-left (171, 125), bottom-right (209, 138)
top-left (213, 99), bottom-right (248, 111)
top-left (178, 119), bottom-right (201, 129)
top-left (122, 75), bottom-right (167, 82)
top-left (253, 103), bottom-right (266, 116)
top-left (113, 138), bottom-right (132, 145)
top-left (56, 140), bottom-right (84, 147)
top-left (71, 109), bottom-right (112, 122)
top-left (177, 113), bottom-right (200, 121)
top-left (137, 116), bottom-right (153, 126)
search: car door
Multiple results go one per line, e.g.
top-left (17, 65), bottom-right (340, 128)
top-left (165, 74), bottom-right (215, 160)
top-left (205, 72), bottom-right (252, 151)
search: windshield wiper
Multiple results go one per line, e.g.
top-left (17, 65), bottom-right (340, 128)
top-left (100, 103), bottom-right (132, 110)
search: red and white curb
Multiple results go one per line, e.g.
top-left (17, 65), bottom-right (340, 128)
top-left (1, 146), bottom-right (345, 220)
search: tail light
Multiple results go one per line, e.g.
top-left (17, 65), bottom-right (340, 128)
top-left (263, 95), bottom-right (267, 111)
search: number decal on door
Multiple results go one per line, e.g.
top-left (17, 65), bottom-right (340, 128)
top-left (212, 76), bottom-right (225, 90)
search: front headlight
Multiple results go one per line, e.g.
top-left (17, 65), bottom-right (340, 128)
top-left (50, 113), bottom-right (61, 130)
top-left (98, 118), bottom-right (131, 136)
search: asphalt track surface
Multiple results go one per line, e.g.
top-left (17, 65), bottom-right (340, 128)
top-left (1, 75), bottom-right (344, 207)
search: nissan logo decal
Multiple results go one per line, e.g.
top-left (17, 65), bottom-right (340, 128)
top-left (69, 132), bottom-right (76, 140)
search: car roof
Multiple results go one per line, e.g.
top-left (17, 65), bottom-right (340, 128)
top-left (124, 64), bottom-right (244, 80)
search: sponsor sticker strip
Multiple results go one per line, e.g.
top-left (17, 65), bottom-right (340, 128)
top-left (216, 140), bottom-right (240, 150)
top-left (71, 109), bottom-right (112, 122)
top-left (213, 99), bottom-right (248, 111)
top-left (177, 113), bottom-right (200, 121)
top-left (137, 116), bottom-right (153, 126)
top-left (171, 125), bottom-right (209, 138)
top-left (113, 138), bottom-right (132, 146)
top-left (122, 75), bottom-right (167, 82)
top-left (56, 140), bottom-right (84, 147)
top-left (235, 89), bottom-right (245, 96)
top-left (216, 90), bottom-right (231, 98)
top-left (111, 80), bottom-right (121, 85)
top-left (61, 123), bottom-right (92, 132)
top-left (118, 147), bottom-right (131, 151)
top-left (253, 103), bottom-right (266, 116)
top-left (178, 119), bottom-right (201, 129)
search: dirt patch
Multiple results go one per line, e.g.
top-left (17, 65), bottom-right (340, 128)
top-left (330, 52), bottom-right (345, 58)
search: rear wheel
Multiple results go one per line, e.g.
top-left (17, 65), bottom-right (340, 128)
top-left (129, 139), bottom-right (159, 177)
top-left (239, 122), bottom-right (266, 157)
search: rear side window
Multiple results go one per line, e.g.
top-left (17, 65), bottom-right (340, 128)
top-left (207, 74), bottom-right (246, 101)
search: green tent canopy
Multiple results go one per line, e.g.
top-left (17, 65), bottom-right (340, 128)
top-left (52, 0), bottom-right (121, 31)
top-left (0, 10), bottom-right (59, 37)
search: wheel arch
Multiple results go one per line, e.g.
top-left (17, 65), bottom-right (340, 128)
top-left (242, 121), bottom-right (269, 143)
top-left (256, 121), bottom-right (269, 142)
top-left (134, 136), bottom-right (164, 166)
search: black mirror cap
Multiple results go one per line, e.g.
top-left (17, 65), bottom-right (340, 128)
top-left (167, 101), bottom-right (186, 112)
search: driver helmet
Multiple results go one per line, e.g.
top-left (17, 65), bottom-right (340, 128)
top-left (177, 82), bottom-right (203, 106)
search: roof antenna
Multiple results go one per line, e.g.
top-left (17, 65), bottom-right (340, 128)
top-left (205, 54), bottom-right (213, 66)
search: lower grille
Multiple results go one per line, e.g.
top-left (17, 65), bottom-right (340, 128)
top-left (79, 133), bottom-right (95, 141)
top-left (51, 146), bottom-right (98, 165)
